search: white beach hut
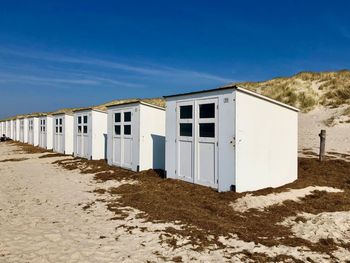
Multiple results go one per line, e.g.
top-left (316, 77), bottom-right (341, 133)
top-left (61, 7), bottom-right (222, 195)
top-left (13, 118), bottom-right (20, 141)
top-left (73, 106), bottom-right (107, 160)
top-left (6, 120), bottom-right (12, 139)
top-left (52, 109), bottom-right (74, 155)
top-left (19, 118), bottom-right (28, 143)
top-left (164, 85), bottom-right (299, 192)
top-left (38, 114), bottom-right (54, 149)
top-left (27, 116), bottom-right (39, 146)
top-left (0, 121), bottom-right (4, 136)
top-left (106, 98), bottom-right (166, 172)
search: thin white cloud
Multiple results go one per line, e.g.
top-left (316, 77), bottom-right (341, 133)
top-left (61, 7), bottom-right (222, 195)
top-left (0, 73), bottom-right (144, 88)
top-left (0, 46), bottom-right (233, 83)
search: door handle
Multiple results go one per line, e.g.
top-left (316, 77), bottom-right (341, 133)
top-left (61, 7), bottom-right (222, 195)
top-left (230, 137), bottom-right (236, 147)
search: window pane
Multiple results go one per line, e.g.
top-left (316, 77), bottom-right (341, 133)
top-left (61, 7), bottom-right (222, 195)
top-left (124, 112), bottom-right (131, 122)
top-left (124, 125), bottom-right (131, 135)
top-left (78, 116), bottom-right (82, 124)
top-left (83, 116), bottom-right (88, 124)
top-left (180, 123), bottom-right (192, 137)
top-left (43, 127), bottom-right (46, 132)
top-left (83, 126), bottom-right (88, 134)
top-left (114, 113), bottom-right (121, 123)
top-left (59, 119), bottom-right (62, 125)
top-left (180, 105), bottom-right (192, 119)
top-left (56, 119), bottom-right (59, 125)
top-left (59, 127), bottom-right (63, 133)
top-left (199, 123), bottom-right (215, 138)
top-left (78, 126), bottom-right (82, 133)
top-left (114, 125), bottom-right (121, 135)
top-left (43, 120), bottom-right (45, 125)
top-left (199, 103), bottom-right (215, 119)
top-left (56, 127), bottom-right (59, 133)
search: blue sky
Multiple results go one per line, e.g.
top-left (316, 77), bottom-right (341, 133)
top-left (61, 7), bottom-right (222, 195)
top-left (0, 0), bottom-right (350, 118)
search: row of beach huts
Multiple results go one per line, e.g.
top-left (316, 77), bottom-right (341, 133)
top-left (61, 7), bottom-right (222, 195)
top-left (0, 85), bottom-right (299, 192)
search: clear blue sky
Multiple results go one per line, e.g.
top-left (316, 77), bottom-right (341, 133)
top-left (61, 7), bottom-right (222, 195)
top-left (0, 0), bottom-right (349, 118)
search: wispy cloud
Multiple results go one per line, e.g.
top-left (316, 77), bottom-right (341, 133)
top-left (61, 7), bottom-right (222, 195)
top-left (0, 73), bottom-right (145, 88)
top-left (0, 46), bottom-right (233, 83)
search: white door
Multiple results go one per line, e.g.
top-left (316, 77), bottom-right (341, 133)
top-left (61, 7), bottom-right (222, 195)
top-left (39, 119), bottom-right (46, 148)
top-left (76, 115), bottom-right (89, 158)
top-left (54, 117), bottom-right (64, 153)
top-left (112, 110), bottom-right (133, 169)
top-left (195, 99), bottom-right (218, 188)
top-left (176, 102), bottom-right (194, 183)
top-left (28, 120), bottom-right (33, 144)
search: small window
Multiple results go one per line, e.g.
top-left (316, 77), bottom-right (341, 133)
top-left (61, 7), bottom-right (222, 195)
top-left (56, 127), bottom-right (59, 133)
top-left (114, 125), bottom-right (121, 135)
top-left (124, 112), bottom-right (131, 122)
top-left (43, 127), bottom-right (46, 132)
top-left (59, 119), bottom-right (62, 125)
top-left (180, 105), bottom-right (192, 119)
top-left (83, 125), bottom-right (88, 134)
top-left (59, 127), bottom-right (63, 133)
top-left (114, 113), bottom-right (121, 123)
top-left (124, 125), bottom-right (131, 135)
top-left (78, 126), bottom-right (82, 133)
top-left (43, 120), bottom-right (46, 125)
top-left (199, 123), bottom-right (215, 138)
top-left (78, 116), bottom-right (82, 124)
top-left (199, 103), bottom-right (215, 119)
top-left (179, 123), bottom-right (192, 137)
top-left (83, 116), bottom-right (88, 124)
top-left (56, 119), bottom-right (59, 125)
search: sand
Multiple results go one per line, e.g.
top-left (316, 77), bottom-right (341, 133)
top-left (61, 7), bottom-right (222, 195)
top-left (281, 211), bottom-right (350, 244)
top-left (231, 186), bottom-right (343, 213)
top-left (299, 107), bottom-right (350, 155)
top-left (1, 142), bottom-right (350, 262)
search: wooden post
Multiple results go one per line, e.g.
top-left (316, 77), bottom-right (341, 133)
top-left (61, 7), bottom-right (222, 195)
top-left (319, 130), bottom-right (326, 162)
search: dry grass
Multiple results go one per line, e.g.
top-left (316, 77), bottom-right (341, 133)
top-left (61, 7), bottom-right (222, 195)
top-left (53, 155), bottom-right (350, 257)
top-left (12, 142), bottom-right (51, 154)
top-left (39, 153), bottom-right (67, 159)
top-left (0, 157), bottom-right (28, 162)
top-left (238, 70), bottom-right (350, 112)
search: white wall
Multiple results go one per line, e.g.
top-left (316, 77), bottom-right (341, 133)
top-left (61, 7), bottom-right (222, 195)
top-left (139, 104), bottom-right (166, 171)
top-left (23, 118), bottom-right (28, 143)
top-left (235, 90), bottom-right (298, 192)
top-left (65, 115), bottom-right (74, 155)
top-left (14, 119), bottom-right (20, 141)
top-left (91, 110), bottom-right (108, 160)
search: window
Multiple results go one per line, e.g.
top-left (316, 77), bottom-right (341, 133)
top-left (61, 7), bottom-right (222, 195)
top-left (114, 113), bottom-right (121, 123)
top-left (124, 125), bottom-right (131, 135)
top-left (78, 126), bottom-right (82, 133)
top-left (199, 103), bottom-right (215, 119)
top-left (179, 123), bottom-right (192, 137)
top-left (83, 116), bottom-right (88, 124)
top-left (78, 116), bottom-right (82, 124)
top-left (83, 126), bottom-right (88, 134)
top-left (59, 119), bottom-right (62, 125)
top-left (43, 120), bottom-right (45, 125)
top-left (56, 127), bottom-right (59, 133)
top-left (180, 105), bottom-right (192, 119)
top-left (199, 123), bottom-right (215, 138)
top-left (59, 127), bottom-right (63, 133)
top-left (114, 125), bottom-right (121, 135)
top-left (43, 127), bottom-right (46, 132)
top-left (124, 112), bottom-right (131, 122)
top-left (56, 119), bottom-right (59, 125)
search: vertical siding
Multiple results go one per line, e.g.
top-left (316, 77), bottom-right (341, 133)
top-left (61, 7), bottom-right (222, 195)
top-left (235, 90), bottom-right (298, 192)
top-left (139, 104), bottom-right (166, 171)
top-left (91, 111), bottom-right (108, 160)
